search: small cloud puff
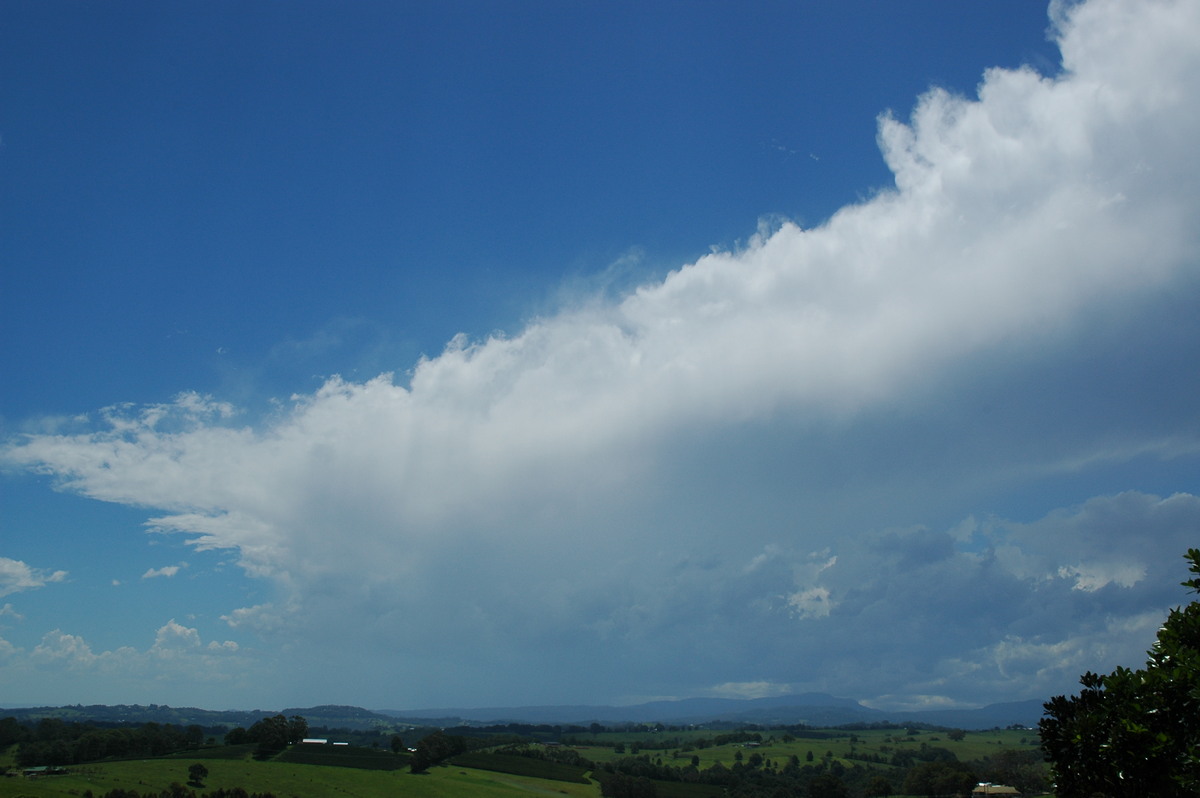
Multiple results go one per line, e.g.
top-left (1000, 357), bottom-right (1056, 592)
top-left (142, 563), bottom-right (186, 579)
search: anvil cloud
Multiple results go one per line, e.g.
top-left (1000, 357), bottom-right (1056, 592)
top-left (3, 0), bottom-right (1200, 710)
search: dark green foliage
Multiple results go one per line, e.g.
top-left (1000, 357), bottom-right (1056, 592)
top-left (599, 771), bottom-right (658, 798)
top-left (94, 789), bottom-right (278, 798)
top-left (15, 719), bottom-right (206, 766)
top-left (223, 727), bottom-right (249, 745)
top-left (864, 774), bottom-right (893, 796)
top-left (0, 715), bottom-right (29, 747)
top-left (187, 762), bottom-right (208, 785)
top-left (975, 747), bottom-right (1047, 795)
top-left (806, 772), bottom-right (850, 798)
top-left (901, 760), bottom-right (975, 797)
top-left (650, 784), bottom-right (725, 798)
top-left (242, 714), bottom-right (306, 759)
top-left (163, 744), bottom-right (256, 760)
top-left (1041, 547), bottom-right (1200, 797)
top-left (273, 743), bottom-right (407, 770)
top-left (408, 729), bottom-right (469, 772)
top-left (450, 750), bottom-right (591, 783)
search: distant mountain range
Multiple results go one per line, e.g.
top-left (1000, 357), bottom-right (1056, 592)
top-left (378, 694), bottom-right (1045, 730)
top-left (0, 695), bottom-right (1045, 731)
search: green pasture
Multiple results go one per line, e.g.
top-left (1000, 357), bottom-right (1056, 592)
top-left (0, 754), bottom-right (601, 798)
top-left (574, 726), bottom-right (1041, 769)
top-left (1, 729), bottom-right (1049, 797)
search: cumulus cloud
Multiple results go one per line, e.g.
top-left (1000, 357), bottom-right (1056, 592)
top-left (0, 557), bottom-right (67, 598)
top-left (3, 0), bottom-right (1200, 708)
top-left (150, 619), bottom-right (203, 652)
top-left (6, 622), bottom-right (250, 705)
top-left (31, 630), bottom-right (102, 667)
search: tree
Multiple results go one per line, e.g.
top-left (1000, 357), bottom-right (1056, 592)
top-left (864, 774), bottom-right (893, 797)
top-left (185, 725), bottom-right (205, 748)
top-left (248, 716), bottom-right (289, 759)
top-left (1041, 548), bottom-right (1200, 797)
top-left (978, 748), bottom-right (1047, 795)
top-left (286, 716), bottom-right (308, 745)
top-left (807, 772), bottom-right (850, 798)
top-left (902, 761), bottom-right (975, 798)
top-left (187, 763), bottom-right (208, 786)
top-left (167, 782), bottom-right (195, 798)
top-left (601, 771), bottom-right (656, 798)
top-left (409, 730), bottom-right (468, 773)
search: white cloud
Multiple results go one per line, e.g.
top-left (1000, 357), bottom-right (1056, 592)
top-left (786, 587), bottom-right (834, 620)
top-left (0, 557), bottom-right (67, 598)
top-left (152, 619), bottom-right (202, 651)
top-left (142, 564), bottom-right (186, 580)
top-left (1057, 561), bottom-right (1146, 591)
top-left (705, 681), bottom-right (793, 700)
top-left (3, 0), bottom-right (1200, 708)
top-left (31, 630), bottom-right (100, 667)
top-left (5, 622), bottom-right (252, 705)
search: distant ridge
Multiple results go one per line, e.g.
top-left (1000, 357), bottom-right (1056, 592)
top-left (378, 694), bottom-right (1045, 730)
top-left (0, 703), bottom-right (399, 731)
top-left (1, 695), bottom-right (1045, 731)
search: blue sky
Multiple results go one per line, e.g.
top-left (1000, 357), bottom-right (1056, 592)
top-left (2, 0), bottom-right (1199, 713)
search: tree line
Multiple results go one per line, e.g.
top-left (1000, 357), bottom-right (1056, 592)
top-left (1, 713), bottom-right (313, 769)
top-left (1, 717), bottom-right (210, 768)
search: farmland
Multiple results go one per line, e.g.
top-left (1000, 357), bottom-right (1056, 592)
top-left (2, 723), bottom-right (1052, 797)
top-left (0, 744), bottom-right (597, 798)
top-left (569, 725), bottom-right (1041, 767)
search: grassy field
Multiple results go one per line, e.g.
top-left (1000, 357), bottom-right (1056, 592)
top-left (1, 729), bottom-right (1050, 797)
top-left (572, 726), bottom-right (1041, 769)
top-left (0, 754), bottom-right (601, 798)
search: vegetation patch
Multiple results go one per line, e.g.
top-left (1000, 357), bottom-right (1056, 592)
top-left (449, 751), bottom-right (590, 783)
top-left (161, 745), bottom-right (256, 761)
top-left (273, 744), bottom-right (408, 771)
